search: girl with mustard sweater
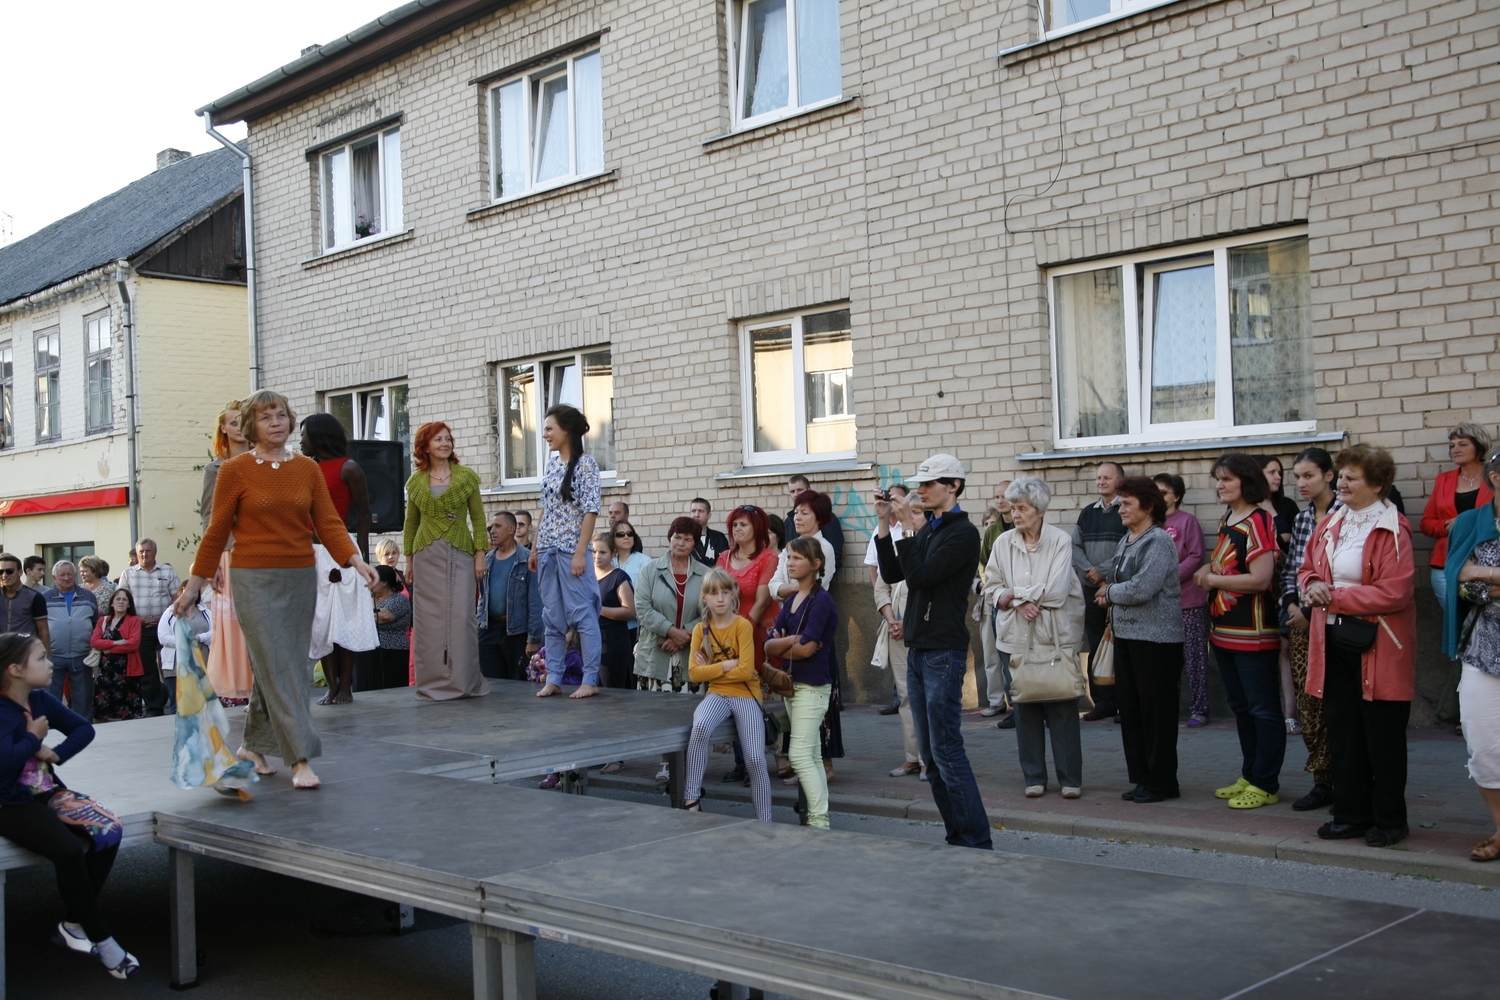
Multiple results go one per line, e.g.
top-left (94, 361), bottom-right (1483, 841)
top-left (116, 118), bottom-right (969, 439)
top-left (682, 569), bottom-right (772, 822)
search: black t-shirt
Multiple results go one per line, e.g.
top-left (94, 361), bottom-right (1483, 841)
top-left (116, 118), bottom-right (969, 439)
top-left (0, 586), bottom-right (46, 635)
top-left (1456, 489), bottom-right (1480, 514)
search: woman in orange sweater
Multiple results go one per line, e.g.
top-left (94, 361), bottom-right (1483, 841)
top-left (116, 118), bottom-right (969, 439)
top-left (175, 391), bottom-right (377, 790)
top-left (682, 569), bottom-right (772, 822)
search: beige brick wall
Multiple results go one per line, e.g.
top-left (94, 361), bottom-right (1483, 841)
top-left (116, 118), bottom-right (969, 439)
top-left (243, 0), bottom-right (1499, 704)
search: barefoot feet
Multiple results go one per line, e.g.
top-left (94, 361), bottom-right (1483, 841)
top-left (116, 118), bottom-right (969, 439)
top-left (236, 746), bottom-right (276, 776)
top-left (536, 683), bottom-right (562, 697)
top-left (569, 683), bottom-right (599, 700)
top-left (291, 762), bottom-right (321, 789)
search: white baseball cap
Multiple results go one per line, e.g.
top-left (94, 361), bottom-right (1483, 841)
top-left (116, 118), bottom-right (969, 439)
top-left (907, 454), bottom-right (966, 484)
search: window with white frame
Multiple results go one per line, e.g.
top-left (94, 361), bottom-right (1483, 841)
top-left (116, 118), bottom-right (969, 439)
top-left (324, 382), bottom-right (410, 455)
top-left (740, 307), bottom-right (854, 465)
top-left (1048, 230), bottom-right (1314, 449)
top-left (0, 344), bottom-right (12, 450)
top-left (320, 127), bottom-right (403, 252)
top-left (489, 49), bottom-right (604, 202)
top-left (34, 328), bottom-right (60, 443)
top-left (1040, 0), bottom-right (1178, 38)
top-left (84, 311), bottom-right (111, 433)
top-left (498, 349), bottom-right (614, 483)
top-left (729, 0), bottom-right (842, 130)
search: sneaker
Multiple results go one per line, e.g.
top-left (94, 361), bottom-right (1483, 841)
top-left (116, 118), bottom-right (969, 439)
top-left (1215, 777), bottom-right (1251, 799)
top-left (1024, 785), bottom-right (1045, 798)
top-left (1061, 787), bottom-right (1082, 799)
top-left (1186, 714), bottom-right (1209, 728)
top-left (889, 762), bottom-right (921, 777)
top-left (52, 922), bottom-right (92, 954)
top-left (99, 948), bottom-right (140, 980)
top-left (980, 706), bottom-right (1004, 717)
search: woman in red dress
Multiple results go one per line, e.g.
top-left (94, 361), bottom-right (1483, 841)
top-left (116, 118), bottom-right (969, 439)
top-left (716, 505), bottom-right (780, 671)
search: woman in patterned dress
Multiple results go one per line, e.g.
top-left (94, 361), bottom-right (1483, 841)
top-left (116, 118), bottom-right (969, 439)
top-left (90, 589), bottom-right (144, 721)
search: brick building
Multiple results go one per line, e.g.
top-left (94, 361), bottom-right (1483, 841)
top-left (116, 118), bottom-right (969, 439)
top-left (0, 149), bottom-right (249, 579)
top-left (199, 0), bottom-right (1497, 708)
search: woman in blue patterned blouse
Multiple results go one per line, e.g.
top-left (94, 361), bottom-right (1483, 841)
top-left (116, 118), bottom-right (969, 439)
top-left (530, 404), bottom-right (603, 699)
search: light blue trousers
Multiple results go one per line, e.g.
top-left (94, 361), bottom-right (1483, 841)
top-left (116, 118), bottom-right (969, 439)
top-left (538, 546), bottom-right (602, 686)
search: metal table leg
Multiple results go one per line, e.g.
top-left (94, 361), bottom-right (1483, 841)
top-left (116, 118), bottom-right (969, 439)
top-left (1, 869), bottom-right (7, 1000)
top-left (561, 769), bottom-right (589, 796)
top-left (668, 749), bottom-right (686, 809)
top-left (472, 923), bottom-right (536, 1000)
top-left (169, 848), bottom-right (197, 990)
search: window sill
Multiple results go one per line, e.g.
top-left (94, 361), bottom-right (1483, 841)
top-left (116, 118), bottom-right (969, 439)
top-left (482, 477), bottom-right (629, 497)
top-left (714, 458), bottom-right (872, 482)
top-left (998, 0), bottom-right (1224, 67)
top-left (1018, 430), bottom-right (1346, 463)
top-left (702, 95), bottom-right (861, 153)
top-left (301, 228), bottom-right (415, 269)
top-left (466, 170), bottom-right (618, 222)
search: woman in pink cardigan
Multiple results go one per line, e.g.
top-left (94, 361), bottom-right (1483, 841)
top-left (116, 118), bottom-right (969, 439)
top-left (1299, 444), bottom-right (1417, 848)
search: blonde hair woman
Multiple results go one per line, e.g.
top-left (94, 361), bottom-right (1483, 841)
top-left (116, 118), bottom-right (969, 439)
top-left (200, 400), bottom-right (253, 702)
top-left (176, 390), bottom-right (377, 789)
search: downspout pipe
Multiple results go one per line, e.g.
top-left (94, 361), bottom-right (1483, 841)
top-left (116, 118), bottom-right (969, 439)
top-left (202, 114), bottom-right (259, 391)
top-left (113, 262), bottom-right (140, 544)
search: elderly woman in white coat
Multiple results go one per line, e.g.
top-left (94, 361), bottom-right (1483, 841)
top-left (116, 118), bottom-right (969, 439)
top-left (983, 476), bottom-right (1087, 799)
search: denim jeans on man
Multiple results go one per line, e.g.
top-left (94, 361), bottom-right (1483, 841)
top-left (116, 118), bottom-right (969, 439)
top-left (49, 657), bottom-right (93, 717)
top-left (906, 648), bottom-right (992, 849)
top-left (537, 546), bottom-right (602, 687)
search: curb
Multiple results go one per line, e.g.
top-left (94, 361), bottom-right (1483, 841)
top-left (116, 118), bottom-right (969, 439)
top-left (584, 773), bottom-right (1500, 888)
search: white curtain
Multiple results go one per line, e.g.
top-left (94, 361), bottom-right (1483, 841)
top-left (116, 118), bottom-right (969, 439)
top-left (795, 0), bottom-right (841, 106)
top-left (573, 52), bottom-right (604, 175)
top-left (742, 0), bottom-right (789, 119)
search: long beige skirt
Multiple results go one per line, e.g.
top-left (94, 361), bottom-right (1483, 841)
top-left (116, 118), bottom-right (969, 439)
top-left (411, 539), bottom-right (489, 701)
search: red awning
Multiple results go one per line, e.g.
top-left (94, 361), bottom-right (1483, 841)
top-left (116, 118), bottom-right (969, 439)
top-left (0, 488), bottom-right (129, 518)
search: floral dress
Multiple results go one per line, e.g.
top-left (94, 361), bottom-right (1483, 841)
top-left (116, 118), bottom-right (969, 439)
top-left (1460, 538), bottom-right (1500, 677)
top-left (93, 616), bottom-right (144, 721)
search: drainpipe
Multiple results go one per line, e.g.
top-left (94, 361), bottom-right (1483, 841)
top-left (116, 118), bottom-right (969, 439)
top-left (202, 114), bottom-right (259, 391)
top-left (113, 262), bottom-right (140, 543)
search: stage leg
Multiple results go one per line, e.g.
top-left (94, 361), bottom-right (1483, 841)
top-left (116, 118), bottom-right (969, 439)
top-left (712, 982), bottom-right (763, 1000)
top-left (1, 869), bottom-right (7, 1000)
top-left (668, 749), bottom-right (686, 809)
top-left (561, 769), bottom-right (589, 796)
top-left (169, 848), bottom-right (197, 989)
top-left (471, 924), bottom-right (536, 1000)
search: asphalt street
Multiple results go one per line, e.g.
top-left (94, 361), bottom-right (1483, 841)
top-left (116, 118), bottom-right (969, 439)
top-left (13, 784), bottom-right (1498, 999)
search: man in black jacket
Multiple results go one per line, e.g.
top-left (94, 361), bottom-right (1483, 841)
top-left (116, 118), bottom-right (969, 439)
top-left (689, 498), bottom-right (730, 567)
top-left (875, 454), bottom-right (992, 850)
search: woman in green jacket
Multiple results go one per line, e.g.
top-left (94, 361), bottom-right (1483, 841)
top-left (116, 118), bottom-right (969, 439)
top-left (404, 422), bottom-right (489, 700)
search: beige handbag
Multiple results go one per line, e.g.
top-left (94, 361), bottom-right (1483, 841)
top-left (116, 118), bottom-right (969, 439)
top-left (1092, 610), bottom-right (1116, 686)
top-left (1009, 610), bottom-right (1088, 704)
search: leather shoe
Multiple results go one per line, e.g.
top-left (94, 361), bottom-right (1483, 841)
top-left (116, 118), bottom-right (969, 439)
top-left (996, 713), bottom-right (1016, 730)
top-left (1317, 821), bottom-right (1370, 840)
top-left (1291, 783), bottom-right (1334, 812)
top-left (1366, 824), bottom-right (1409, 847)
top-left (1132, 790), bottom-right (1171, 803)
top-left (1081, 707), bottom-right (1117, 722)
top-left (1122, 784), bottom-right (1148, 801)
top-left (878, 701), bottom-right (901, 716)
top-left (720, 767), bottom-right (747, 783)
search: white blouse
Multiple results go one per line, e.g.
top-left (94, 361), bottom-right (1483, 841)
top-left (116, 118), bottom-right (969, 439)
top-left (1330, 501), bottom-right (1386, 589)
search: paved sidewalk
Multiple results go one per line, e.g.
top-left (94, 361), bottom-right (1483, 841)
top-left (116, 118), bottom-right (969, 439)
top-left (590, 703), bottom-right (1500, 887)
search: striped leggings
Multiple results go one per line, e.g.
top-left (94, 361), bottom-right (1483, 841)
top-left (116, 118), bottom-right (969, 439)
top-left (684, 693), bottom-right (773, 822)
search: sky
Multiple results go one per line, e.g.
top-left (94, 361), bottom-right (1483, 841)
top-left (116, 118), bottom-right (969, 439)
top-left (0, 0), bottom-right (400, 242)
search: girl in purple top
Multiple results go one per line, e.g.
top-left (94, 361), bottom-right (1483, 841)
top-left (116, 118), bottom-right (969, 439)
top-left (1155, 474), bottom-right (1210, 726)
top-left (766, 537), bottom-right (838, 829)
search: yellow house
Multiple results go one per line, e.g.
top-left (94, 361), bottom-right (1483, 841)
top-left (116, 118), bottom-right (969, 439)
top-left (0, 148), bottom-right (250, 583)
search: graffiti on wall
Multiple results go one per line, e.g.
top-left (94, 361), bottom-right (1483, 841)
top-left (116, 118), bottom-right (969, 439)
top-left (829, 465), bottom-right (905, 539)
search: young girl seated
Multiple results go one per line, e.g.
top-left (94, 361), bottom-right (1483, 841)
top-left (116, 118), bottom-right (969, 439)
top-left (0, 632), bottom-right (137, 978)
top-left (682, 569), bottom-right (772, 822)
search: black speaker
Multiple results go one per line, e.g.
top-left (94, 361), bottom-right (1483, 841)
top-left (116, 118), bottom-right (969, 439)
top-left (350, 439), bottom-right (407, 534)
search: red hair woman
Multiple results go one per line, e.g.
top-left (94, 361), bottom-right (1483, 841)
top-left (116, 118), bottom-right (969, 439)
top-left (404, 422), bottom-right (489, 701)
top-left (716, 504), bottom-right (780, 671)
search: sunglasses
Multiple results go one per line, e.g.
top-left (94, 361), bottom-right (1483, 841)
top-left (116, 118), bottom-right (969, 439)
top-left (613, 531), bottom-right (632, 538)
top-left (0, 569), bottom-right (13, 576)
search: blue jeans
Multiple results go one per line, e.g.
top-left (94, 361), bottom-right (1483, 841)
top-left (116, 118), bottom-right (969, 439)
top-left (1213, 646), bottom-right (1286, 794)
top-left (1431, 566), bottom-right (1448, 614)
top-left (49, 656), bottom-right (92, 718)
top-left (906, 648), bottom-right (992, 849)
top-left (537, 546), bottom-right (602, 686)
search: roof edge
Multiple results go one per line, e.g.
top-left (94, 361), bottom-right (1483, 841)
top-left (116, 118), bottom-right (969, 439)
top-left (0, 262), bottom-right (122, 318)
top-left (198, 0), bottom-right (517, 125)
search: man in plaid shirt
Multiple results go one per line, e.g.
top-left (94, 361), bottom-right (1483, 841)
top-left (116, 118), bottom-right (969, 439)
top-left (120, 539), bottom-right (180, 716)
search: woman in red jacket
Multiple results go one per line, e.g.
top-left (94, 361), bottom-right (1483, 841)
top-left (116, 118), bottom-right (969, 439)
top-left (1420, 423), bottom-right (1493, 612)
top-left (91, 589), bottom-right (144, 721)
top-left (1299, 444), bottom-right (1417, 848)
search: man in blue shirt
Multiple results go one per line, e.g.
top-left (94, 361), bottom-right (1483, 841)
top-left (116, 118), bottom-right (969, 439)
top-left (477, 512), bottom-right (542, 680)
top-left (44, 561), bottom-right (98, 716)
